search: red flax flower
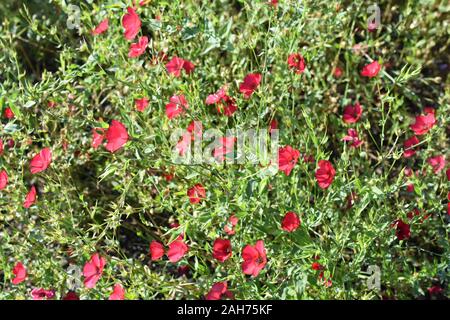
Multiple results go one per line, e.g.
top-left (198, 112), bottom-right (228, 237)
top-left (446, 168), bottom-right (450, 181)
top-left (30, 147), bottom-right (52, 174)
top-left (213, 137), bottom-right (236, 162)
top-left (31, 288), bottom-right (55, 300)
top-left (122, 7), bottom-right (141, 40)
top-left (281, 211), bottom-right (301, 232)
top-left (176, 131), bottom-right (192, 156)
top-left (361, 60), bottom-right (381, 77)
top-left (206, 87), bottom-right (238, 116)
top-left (0, 138), bottom-right (3, 155)
top-left (167, 238), bottom-right (189, 263)
top-left (403, 136), bottom-right (420, 158)
top-left (83, 253), bottom-right (106, 289)
top-left (109, 284), bottom-right (125, 300)
top-left (205, 282), bottom-right (233, 300)
top-left (135, 97), bottom-right (149, 112)
top-left (239, 73), bottom-right (262, 99)
top-left (342, 128), bottom-right (363, 148)
top-left (165, 56), bottom-right (195, 77)
top-left (62, 291), bottom-right (79, 300)
top-left (333, 67), bottom-right (343, 78)
top-left (23, 186), bottom-right (37, 208)
top-left (128, 36), bottom-right (148, 58)
top-left (105, 120), bottom-right (129, 153)
top-left (410, 113), bottom-right (436, 135)
top-left (165, 95), bottom-right (188, 119)
top-left (212, 239), bottom-right (232, 262)
top-left (91, 128), bottom-right (105, 149)
top-left (92, 18), bottom-right (109, 35)
top-left (241, 240), bottom-right (267, 277)
top-left (187, 183), bottom-right (206, 204)
top-left (4, 107), bottom-right (14, 119)
top-left (287, 53), bottom-right (306, 74)
top-left (315, 160), bottom-right (336, 189)
top-left (0, 170), bottom-right (8, 190)
top-left (278, 145), bottom-right (300, 176)
top-left (342, 103), bottom-right (362, 124)
top-left (12, 262), bottom-right (27, 284)
top-left (149, 240), bottom-right (165, 261)
top-left (427, 155), bottom-right (446, 174)
top-left (392, 219), bottom-right (410, 240)
top-left (224, 215), bottom-right (239, 235)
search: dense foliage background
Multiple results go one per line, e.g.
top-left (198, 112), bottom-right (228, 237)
top-left (0, 0), bottom-right (448, 300)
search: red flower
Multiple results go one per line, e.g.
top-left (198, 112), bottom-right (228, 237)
top-left (149, 240), bottom-right (165, 261)
top-left (0, 139), bottom-right (3, 155)
top-left (30, 147), bottom-right (52, 174)
top-left (427, 155), bottom-right (446, 174)
top-left (4, 107), bottom-right (14, 119)
top-left (393, 219), bottom-right (410, 240)
top-left (239, 73), bottom-right (262, 99)
top-left (213, 137), bottom-right (236, 162)
top-left (187, 183), bottom-right (206, 204)
top-left (31, 288), bottom-right (55, 300)
top-left (241, 240), bottom-right (267, 277)
top-left (213, 239), bottom-right (232, 262)
top-left (315, 160), bottom-right (336, 189)
top-left (342, 128), bottom-right (363, 148)
top-left (105, 120), bottom-right (129, 153)
top-left (407, 208), bottom-right (420, 220)
top-left (403, 136), bottom-right (420, 158)
top-left (0, 170), bottom-right (8, 190)
top-left (205, 282), bottom-right (233, 300)
top-left (23, 186), bottom-right (37, 208)
top-left (428, 285), bottom-right (443, 295)
top-left (406, 184), bottom-right (414, 193)
top-left (224, 215), bottom-right (239, 235)
top-left (109, 284), bottom-right (125, 300)
top-left (342, 103), bottom-right (362, 123)
top-left (83, 253), bottom-right (106, 289)
top-left (135, 97), bottom-right (149, 112)
top-left (176, 131), bottom-right (192, 156)
top-left (128, 36), bottom-right (148, 58)
top-left (165, 56), bottom-right (195, 77)
top-left (361, 60), bottom-right (381, 77)
top-left (333, 67), bottom-right (343, 78)
top-left (62, 291), bottom-right (79, 300)
top-left (278, 145), bottom-right (300, 176)
top-left (410, 113), bottom-right (436, 135)
top-left (167, 238), bottom-right (189, 263)
top-left (318, 272), bottom-right (333, 287)
top-left (446, 168), bottom-right (450, 181)
top-left (281, 211), bottom-right (300, 232)
top-left (91, 128), bottom-right (105, 149)
top-left (206, 87), bottom-right (237, 116)
top-left (165, 95), bottom-right (188, 119)
top-left (287, 53), bottom-right (306, 74)
top-left (311, 262), bottom-right (324, 271)
top-left (92, 18), bottom-right (109, 35)
top-left (269, 119), bottom-right (278, 133)
top-left (12, 262), bottom-right (27, 284)
top-left (122, 7), bottom-right (141, 40)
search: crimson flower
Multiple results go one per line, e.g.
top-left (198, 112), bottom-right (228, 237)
top-left (12, 262), bottom-right (27, 285)
top-left (213, 137), bottom-right (236, 162)
top-left (149, 240), bottom-right (165, 261)
top-left (0, 170), bottom-right (8, 190)
top-left (446, 168), bottom-right (450, 181)
top-left (342, 128), bottom-right (363, 148)
top-left (187, 183), bottom-right (206, 204)
top-left (92, 18), bottom-right (109, 35)
top-left (62, 291), bottom-right (79, 300)
top-left (206, 87), bottom-right (237, 116)
top-left (105, 120), bottom-right (129, 153)
top-left (224, 215), bottom-right (239, 235)
top-left (212, 239), bottom-right (232, 263)
top-left (165, 95), bottom-right (188, 119)
top-left (83, 253), bottom-right (106, 289)
top-left (109, 284), bottom-right (125, 300)
top-left (0, 138), bottom-right (3, 155)
top-left (167, 238), bottom-right (189, 263)
top-left (239, 73), bottom-right (262, 99)
top-left (135, 97), bottom-right (149, 112)
top-left (91, 128), bottom-right (105, 149)
top-left (281, 211), bottom-right (300, 232)
top-left (31, 288), bottom-right (55, 300)
top-left (315, 160), bottom-right (336, 189)
top-left (30, 147), bottom-right (52, 174)
top-left (403, 136), bottom-right (420, 158)
top-left (4, 107), bottom-right (14, 119)
top-left (128, 36), bottom-right (148, 58)
top-left (342, 103), bottom-right (362, 124)
top-left (176, 131), bottom-right (192, 156)
top-left (205, 282), bottom-right (233, 300)
top-left (393, 219), bottom-right (410, 240)
top-left (122, 7), bottom-right (141, 40)
top-left (165, 56), bottom-right (195, 77)
top-left (278, 145), bottom-right (300, 176)
top-left (427, 155), bottom-right (446, 174)
top-left (287, 53), bottom-right (306, 74)
top-left (333, 67), bottom-right (343, 78)
top-left (23, 186), bottom-right (37, 208)
top-left (311, 262), bottom-right (324, 271)
top-left (241, 240), bottom-right (267, 277)
top-left (361, 60), bottom-right (381, 77)
top-left (410, 113), bottom-right (436, 135)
